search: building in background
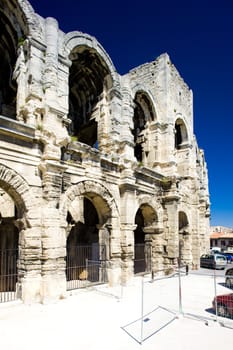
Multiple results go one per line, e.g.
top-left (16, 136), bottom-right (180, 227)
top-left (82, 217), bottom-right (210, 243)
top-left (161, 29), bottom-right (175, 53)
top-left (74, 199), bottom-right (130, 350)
top-left (210, 226), bottom-right (233, 252)
top-left (0, 0), bottom-right (210, 303)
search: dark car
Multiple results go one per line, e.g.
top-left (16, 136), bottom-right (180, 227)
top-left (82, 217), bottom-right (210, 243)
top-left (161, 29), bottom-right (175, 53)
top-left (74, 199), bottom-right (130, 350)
top-left (212, 293), bottom-right (233, 318)
top-left (225, 267), bottom-right (233, 288)
top-left (200, 253), bottom-right (227, 270)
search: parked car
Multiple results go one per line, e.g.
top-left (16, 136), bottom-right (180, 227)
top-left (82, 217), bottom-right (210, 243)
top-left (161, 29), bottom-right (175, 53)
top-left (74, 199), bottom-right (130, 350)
top-left (200, 253), bottom-right (227, 270)
top-left (225, 267), bottom-right (233, 288)
top-left (212, 293), bottom-right (233, 318)
top-left (222, 252), bottom-right (233, 263)
top-left (210, 247), bottom-right (221, 253)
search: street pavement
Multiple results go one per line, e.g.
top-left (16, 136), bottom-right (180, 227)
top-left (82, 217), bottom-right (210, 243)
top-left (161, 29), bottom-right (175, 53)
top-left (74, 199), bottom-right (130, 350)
top-left (0, 271), bottom-right (232, 349)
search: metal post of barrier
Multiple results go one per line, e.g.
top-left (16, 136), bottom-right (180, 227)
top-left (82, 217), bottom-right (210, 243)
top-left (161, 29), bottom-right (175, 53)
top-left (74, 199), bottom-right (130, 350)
top-left (151, 269), bottom-right (154, 281)
top-left (85, 258), bottom-right (88, 288)
top-left (140, 275), bottom-right (144, 345)
top-left (178, 266), bottom-right (183, 315)
top-left (213, 265), bottom-right (218, 323)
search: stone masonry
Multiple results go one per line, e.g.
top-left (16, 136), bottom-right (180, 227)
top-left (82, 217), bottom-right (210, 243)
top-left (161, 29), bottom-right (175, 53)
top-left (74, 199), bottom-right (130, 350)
top-left (0, 0), bottom-right (210, 303)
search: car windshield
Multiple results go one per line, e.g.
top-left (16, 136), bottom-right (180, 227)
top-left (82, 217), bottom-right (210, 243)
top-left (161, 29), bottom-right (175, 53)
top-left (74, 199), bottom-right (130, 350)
top-left (216, 256), bottom-right (226, 261)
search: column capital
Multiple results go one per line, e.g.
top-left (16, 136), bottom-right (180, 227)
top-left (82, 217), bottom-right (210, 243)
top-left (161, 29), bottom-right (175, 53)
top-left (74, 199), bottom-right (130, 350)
top-left (121, 223), bottom-right (137, 231)
top-left (143, 225), bottom-right (163, 234)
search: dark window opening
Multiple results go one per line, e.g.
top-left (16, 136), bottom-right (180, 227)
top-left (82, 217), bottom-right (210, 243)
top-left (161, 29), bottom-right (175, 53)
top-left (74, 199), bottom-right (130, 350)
top-left (175, 123), bottom-right (182, 148)
top-left (135, 208), bottom-right (145, 244)
top-left (68, 48), bottom-right (109, 148)
top-left (133, 102), bottom-right (146, 161)
top-left (132, 92), bottom-right (155, 162)
top-left (179, 212), bottom-right (187, 230)
top-left (66, 197), bottom-right (100, 283)
top-left (175, 119), bottom-right (188, 150)
top-left (67, 197), bottom-right (99, 246)
top-left (0, 12), bottom-right (18, 119)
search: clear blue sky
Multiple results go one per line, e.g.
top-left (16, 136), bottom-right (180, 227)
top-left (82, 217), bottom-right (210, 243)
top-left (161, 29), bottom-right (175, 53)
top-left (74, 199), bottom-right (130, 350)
top-left (29, 0), bottom-right (233, 228)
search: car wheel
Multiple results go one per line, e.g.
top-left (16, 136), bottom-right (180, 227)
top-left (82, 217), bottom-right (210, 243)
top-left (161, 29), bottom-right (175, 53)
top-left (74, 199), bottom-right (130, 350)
top-left (226, 278), bottom-right (232, 289)
top-left (217, 304), bottom-right (228, 317)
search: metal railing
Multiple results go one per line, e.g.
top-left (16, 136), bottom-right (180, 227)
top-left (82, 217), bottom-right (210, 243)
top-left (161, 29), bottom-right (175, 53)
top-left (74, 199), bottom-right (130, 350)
top-left (134, 243), bottom-right (152, 275)
top-left (121, 266), bottom-right (233, 345)
top-left (66, 244), bottom-right (107, 290)
top-left (0, 249), bottom-right (18, 303)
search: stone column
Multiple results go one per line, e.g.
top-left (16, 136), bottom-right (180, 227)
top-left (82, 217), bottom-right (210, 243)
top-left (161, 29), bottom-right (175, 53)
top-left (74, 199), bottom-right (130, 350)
top-left (144, 225), bottom-right (164, 273)
top-left (119, 83), bottom-right (135, 161)
top-left (191, 225), bottom-right (200, 269)
top-left (44, 17), bottom-right (59, 100)
top-left (179, 228), bottom-right (192, 267)
top-left (14, 38), bottom-right (44, 126)
top-left (120, 224), bottom-right (137, 285)
top-left (16, 220), bottom-right (42, 304)
top-left (100, 221), bottom-right (121, 286)
top-left (163, 198), bottom-right (179, 268)
top-left (13, 44), bottom-right (27, 121)
top-left (39, 160), bottom-right (67, 303)
top-left (105, 87), bottom-right (122, 154)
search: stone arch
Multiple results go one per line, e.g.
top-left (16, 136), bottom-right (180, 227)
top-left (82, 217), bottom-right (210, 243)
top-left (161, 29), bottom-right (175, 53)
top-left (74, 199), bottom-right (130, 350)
top-left (175, 117), bottom-right (189, 149)
top-left (136, 195), bottom-right (163, 227)
top-left (61, 180), bottom-right (119, 228)
top-left (17, 0), bottom-right (43, 37)
top-left (61, 180), bottom-right (119, 285)
top-left (130, 84), bottom-right (158, 163)
top-left (63, 31), bottom-right (119, 83)
top-left (62, 32), bottom-right (121, 150)
top-left (134, 196), bottom-right (165, 273)
top-left (133, 197), bottom-right (162, 274)
top-left (0, 163), bottom-right (38, 294)
top-left (130, 83), bottom-right (158, 120)
top-left (0, 163), bottom-right (34, 222)
top-left (178, 211), bottom-right (189, 231)
top-left (0, 0), bottom-right (42, 119)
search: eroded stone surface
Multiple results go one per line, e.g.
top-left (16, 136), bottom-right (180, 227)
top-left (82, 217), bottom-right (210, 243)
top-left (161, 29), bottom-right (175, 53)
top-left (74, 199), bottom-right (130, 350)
top-left (0, 0), bottom-right (210, 303)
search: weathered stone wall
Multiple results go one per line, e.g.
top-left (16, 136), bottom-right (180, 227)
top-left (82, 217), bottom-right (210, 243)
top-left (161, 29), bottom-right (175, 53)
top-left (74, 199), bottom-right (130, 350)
top-left (0, 0), bottom-right (210, 303)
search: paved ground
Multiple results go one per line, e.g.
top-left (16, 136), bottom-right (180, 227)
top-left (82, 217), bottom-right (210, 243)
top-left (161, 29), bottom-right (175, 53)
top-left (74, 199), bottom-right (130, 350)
top-left (0, 271), bottom-right (232, 349)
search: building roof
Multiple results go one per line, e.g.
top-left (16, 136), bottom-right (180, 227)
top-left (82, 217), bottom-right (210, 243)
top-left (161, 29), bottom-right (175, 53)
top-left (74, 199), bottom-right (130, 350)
top-left (210, 231), bottom-right (233, 239)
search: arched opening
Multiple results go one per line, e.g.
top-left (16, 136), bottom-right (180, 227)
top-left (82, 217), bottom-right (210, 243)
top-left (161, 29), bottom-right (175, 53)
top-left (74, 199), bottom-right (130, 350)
top-left (0, 9), bottom-right (18, 118)
top-left (132, 91), bottom-right (155, 162)
top-left (178, 211), bottom-right (190, 266)
top-left (134, 204), bottom-right (157, 274)
top-left (66, 197), bottom-right (107, 287)
top-left (68, 46), bottom-right (110, 148)
top-left (175, 118), bottom-right (188, 149)
top-left (0, 189), bottom-right (19, 296)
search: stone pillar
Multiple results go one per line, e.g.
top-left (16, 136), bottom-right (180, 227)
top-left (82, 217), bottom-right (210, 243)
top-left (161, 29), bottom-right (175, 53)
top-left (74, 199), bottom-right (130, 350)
top-left (13, 44), bottom-right (27, 121)
top-left (13, 38), bottom-right (44, 127)
top-left (17, 224), bottom-right (42, 303)
top-left (39, 160), bottom-right (67, 303)
top-left (191, 226), bottom-right (200, 269)
top-left (163, 199), bottom-right (179, 268)
top-left (101, 221), bottom-right (121, 286)
top-left (105, 87), bottom-right (122, 154)
top-left (179, 228), bottom-right (192, 267)
top-left (154, 123), bottom-right (176, 174)
top-left (120, 224), bottom-right (136, 285)
top-left (44, 17), bottom-right (59, 100)
top-left (144, 225), bottom-right (164, 273)
top-left (119, 83), bottom-right (135, 161)
top-left (199, 202), bottom-right (210, 253)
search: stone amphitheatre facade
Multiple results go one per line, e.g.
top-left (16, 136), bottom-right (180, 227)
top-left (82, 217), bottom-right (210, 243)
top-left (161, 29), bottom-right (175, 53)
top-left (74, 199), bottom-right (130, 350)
top-left (0, 0), bottom-right (210, 303)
